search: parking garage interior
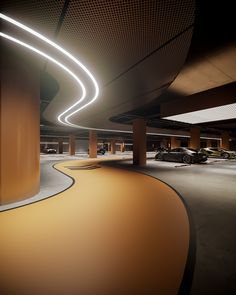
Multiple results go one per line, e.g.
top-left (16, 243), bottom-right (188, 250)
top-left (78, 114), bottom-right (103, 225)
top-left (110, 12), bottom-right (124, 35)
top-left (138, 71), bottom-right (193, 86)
top-left (0, 1), bottom-right (236, 295)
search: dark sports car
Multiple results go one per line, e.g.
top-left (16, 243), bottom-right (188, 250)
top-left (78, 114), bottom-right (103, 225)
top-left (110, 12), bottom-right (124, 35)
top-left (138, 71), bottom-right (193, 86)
top-left (42, 148), bottom-right (57, 154)
top-left (87, 147), bottom-right (106, 155)
top-left (97, 147), bottom-right (106, 155)
top-left (155, 147), bottom-right (208, 164)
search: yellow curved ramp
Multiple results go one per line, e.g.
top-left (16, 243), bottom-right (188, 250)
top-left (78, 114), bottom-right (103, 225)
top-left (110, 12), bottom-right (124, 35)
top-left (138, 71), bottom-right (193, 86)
top-left (0, 158), bottom-right (189, 295)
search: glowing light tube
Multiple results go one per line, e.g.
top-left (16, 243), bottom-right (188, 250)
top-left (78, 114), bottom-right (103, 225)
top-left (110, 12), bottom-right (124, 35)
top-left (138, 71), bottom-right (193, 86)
top-left (0, 32), bottom-right (86, 126)
top-left (0, 13), bottom-right (99, 125)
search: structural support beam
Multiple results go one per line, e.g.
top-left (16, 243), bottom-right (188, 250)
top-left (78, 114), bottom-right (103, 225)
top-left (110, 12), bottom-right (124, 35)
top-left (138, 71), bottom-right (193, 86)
top-left (58, 137), bottom-right (63, 154)
top-left (221, 131), bottom-right (230, 150)
top-left (161, 82), bottom-right (236, 118)
top-left (133, 118), bottom-right (146, 166)
top-left (69, 135), bottom-right (76, 156)
top-left (171, 137), bottom-right (180, 149)
top-left (189, 127), bottom-right (200, 149)
top-left (89, 130), bottom-right (97, 158)
top-left (110, 139), bottom-right (116, 154)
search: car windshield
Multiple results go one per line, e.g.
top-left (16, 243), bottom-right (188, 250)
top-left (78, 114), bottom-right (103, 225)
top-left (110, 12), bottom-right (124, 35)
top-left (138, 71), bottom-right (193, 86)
top-left (185, 148), bottom-right (198, 152)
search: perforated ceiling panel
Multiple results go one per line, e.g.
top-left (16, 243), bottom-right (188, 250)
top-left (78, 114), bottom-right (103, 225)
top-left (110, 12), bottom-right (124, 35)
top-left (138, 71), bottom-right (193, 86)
top-left (1, 0), bottom-right (196, 132)
top-left (1, 0), bottom-right (64, 38)
top-left (59, 0), bottom-right (195, 85)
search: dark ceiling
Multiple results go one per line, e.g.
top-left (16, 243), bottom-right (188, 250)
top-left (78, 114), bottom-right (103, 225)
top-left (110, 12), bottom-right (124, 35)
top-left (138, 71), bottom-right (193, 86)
top-left (110, 0), bottom-right (236, 136)
top-left (2, 0), bottom-right (235, 138)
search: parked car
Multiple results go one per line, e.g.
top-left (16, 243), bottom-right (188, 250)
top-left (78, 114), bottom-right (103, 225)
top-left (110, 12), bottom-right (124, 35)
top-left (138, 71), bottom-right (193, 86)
top-left (42, 147), bottom-right (57, 154)
top-left (87, 147), bottom-right (106, 155)
top-left (97, 147), bottom-right (106, 155)
top-left (200, 147), bottom-right (236, 159)
top-left (155, 147), bottom-right (208, 164)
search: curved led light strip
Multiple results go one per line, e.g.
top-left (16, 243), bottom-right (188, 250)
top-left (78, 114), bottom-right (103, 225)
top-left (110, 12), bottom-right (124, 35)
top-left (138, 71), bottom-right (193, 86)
top-left (0, 32), bottom-right (86, 121)
top-left (0, 13), bottom-right (99, 125)
top-left (0, 13), bottom-right (207, 139)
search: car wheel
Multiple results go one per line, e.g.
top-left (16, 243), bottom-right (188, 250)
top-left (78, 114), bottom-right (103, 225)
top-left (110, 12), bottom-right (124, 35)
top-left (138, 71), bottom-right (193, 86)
top-left (222, 152), bottom-right (230, 159)
top-left (183, 155), bottom-right (192, 164)
top-left (155, 153), bottom-right (163, 161)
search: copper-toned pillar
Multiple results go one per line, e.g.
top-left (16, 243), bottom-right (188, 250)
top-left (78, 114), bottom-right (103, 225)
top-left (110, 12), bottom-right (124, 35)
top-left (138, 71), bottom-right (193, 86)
top-left (69, 135), bottom-right (76, 155)
top-left (121, 142), bottom-right (125, 152)
top-left (89, 130), bottom-right (97, 158)
top-left (171, 137), bottom-right (180, 149)
top-left (189, 127), bottom-right (200, 149)
top-left (221, 131), bottom-right (230, 149)
top-left (0, 52), bottom-right (40, 205)
top-left (58, 137), bottom-right (63, 154)
top-left (110, 139), bottom-right (116, 154)
top-left (206, 139), bottom-right (212, 147)
top-left (133, 118), bottom-right (146, 166)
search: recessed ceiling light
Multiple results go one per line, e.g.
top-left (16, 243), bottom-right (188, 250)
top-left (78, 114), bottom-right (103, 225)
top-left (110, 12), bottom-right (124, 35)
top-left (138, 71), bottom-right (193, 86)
top-left (163, 103), bottom-right (236, 124)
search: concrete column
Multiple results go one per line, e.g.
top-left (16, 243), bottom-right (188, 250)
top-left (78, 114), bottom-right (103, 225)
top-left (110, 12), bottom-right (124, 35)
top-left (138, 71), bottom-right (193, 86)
top-left (206, 139), bottom-right (212, 147)
top-left (58, 137), bottom-right (63, 154)
top-left (171, 137), bottom-right (180, 149)
top-left (0, 50), bottom-right (40, 204)
top-left (121, 142), bottom-right (125, 152)
top-left (110, 139), bottom-right (116, 154)
top-left (89, 130), bottom-right (97, 158)
top-left (189, 127), bottom-right (200, 149)
top-left (108, 142), bottom-right (111, 152)
top-left (133, 118), bottom-right (146, 166)
top-left (221, 131), bottom-right (230, 149)
top-left (69, 135), bottom-right (76, 155)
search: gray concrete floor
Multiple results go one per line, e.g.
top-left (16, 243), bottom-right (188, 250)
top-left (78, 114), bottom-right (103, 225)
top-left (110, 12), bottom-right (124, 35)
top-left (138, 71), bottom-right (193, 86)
top-left (0, 155), bottom-right (75, 211)
top-left (112, 158), bottom-right (236, 295)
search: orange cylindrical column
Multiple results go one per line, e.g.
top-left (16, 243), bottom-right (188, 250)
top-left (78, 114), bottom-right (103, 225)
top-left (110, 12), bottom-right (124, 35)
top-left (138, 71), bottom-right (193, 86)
top-left (89, 130), bottom-right (97, 158)
top-left (58, 137), bottom-right (63, 154)
top-left (221, 131), bottom-right (230, 149)
top-left (110, 139), bottom-right (116, 154)
top-left (171, 137), bottom-right (180, 149)
top-left (133, 118), bottom-right (146, 166)
top-left (121, 142), bottom-right (125, 152)
top-left (189, 127), bottom-right (200, 149)
top-left (0, 52), bottom-right (40, 205)
top-left (69, 135), bottom-right (76, 155)
top-left (206, 139), bottom-right (212, 147)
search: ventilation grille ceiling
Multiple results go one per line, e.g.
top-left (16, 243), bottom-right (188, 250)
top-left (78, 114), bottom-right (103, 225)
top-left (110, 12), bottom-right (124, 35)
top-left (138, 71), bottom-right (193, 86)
top-left (59, 0), bottom-right (195, 85)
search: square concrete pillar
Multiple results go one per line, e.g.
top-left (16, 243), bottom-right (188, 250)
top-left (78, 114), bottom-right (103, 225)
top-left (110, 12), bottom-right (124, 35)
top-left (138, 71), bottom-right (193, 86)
top-left (58, 137), bottom-right (63, 154)
top-left (121, 142), bottom-right (125, 152)
top-left (110, 139), bottom-right (116, 154)
top-left (189, 127), bottom-right (200, 149)
top-left (89, 130), bottom-right (97, 158)
top-left (133, 118), bottom-right (146, 166)
top-left (171, 137), bottom-right (180, 149)
top-left (221, 131), bottom-right (229, 149)
top-left (69, 135), bottom-right (76, 155)
top-left (206, 139), bottom-right (212, 147)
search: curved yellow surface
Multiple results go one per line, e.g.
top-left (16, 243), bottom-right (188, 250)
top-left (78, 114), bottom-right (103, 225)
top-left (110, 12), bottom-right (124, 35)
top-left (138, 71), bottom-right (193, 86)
top-left (0, 158), bottom-right (189, 295)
